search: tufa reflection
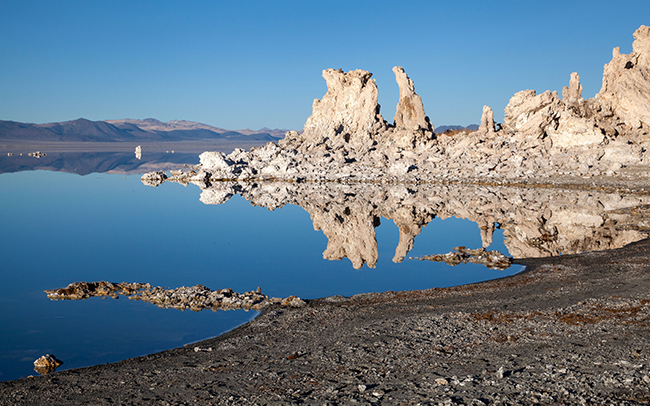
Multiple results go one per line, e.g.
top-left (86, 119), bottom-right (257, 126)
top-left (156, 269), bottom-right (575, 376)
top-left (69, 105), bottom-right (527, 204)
top-left (144, 176), bottom-right (650, 270)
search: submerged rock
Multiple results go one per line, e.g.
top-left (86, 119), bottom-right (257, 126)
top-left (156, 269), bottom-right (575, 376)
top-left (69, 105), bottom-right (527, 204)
top-left (33, 354), bottom-right (63, 375)
top-left (415, 247), bottom-right (512, 271)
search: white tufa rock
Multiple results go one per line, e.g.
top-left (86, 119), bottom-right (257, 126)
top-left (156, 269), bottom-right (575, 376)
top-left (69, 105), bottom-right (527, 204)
top-left (392, 66), bottom-right (433, 133)
top-left (597, 25), bottom-right (650, 128)
top-left (140, 25), bottom-right (650, 191)
top-left (298, 68), bottom-right (387, 153)
top-left (478, 105), bottom-right (496, 135)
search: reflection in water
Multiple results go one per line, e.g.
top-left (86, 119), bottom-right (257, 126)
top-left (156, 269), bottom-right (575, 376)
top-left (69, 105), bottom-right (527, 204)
top-left (0, 151), bottom-right (200, 175)
top-left (33, 354), bottom-right (63, 375)
top-left (149, 178), bottom-right (650, 268)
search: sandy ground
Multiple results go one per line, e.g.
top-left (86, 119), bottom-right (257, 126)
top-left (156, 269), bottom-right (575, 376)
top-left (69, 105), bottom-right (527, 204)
top-left (1, 238), bottom-right (649, 405)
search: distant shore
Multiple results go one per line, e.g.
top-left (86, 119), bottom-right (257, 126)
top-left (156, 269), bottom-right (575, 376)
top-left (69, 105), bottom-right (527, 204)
top-left (2, 239), bottom-right (649, 405)
top-left (0, 140), bottom-right (273, 154)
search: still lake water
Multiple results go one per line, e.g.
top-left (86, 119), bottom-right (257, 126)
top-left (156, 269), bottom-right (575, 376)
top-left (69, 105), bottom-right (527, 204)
top-left (4, 149), bottom-right (647, 382)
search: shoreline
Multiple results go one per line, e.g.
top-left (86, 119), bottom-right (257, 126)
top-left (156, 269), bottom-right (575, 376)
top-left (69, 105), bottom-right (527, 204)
top-left (4, 24), bottom-right (650, 405)
top-left (0, 140), bottom-right (271, 154)
top-left (2, 239), bottom-right (649, 404)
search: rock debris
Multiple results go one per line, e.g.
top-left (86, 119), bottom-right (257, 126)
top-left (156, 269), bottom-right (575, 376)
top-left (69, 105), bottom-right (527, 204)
top-left (45, 281), bottom-right (306, 312)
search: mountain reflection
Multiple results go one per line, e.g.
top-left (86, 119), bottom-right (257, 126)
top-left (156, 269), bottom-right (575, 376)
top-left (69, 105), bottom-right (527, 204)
top-left (0, 151), bottom-right (201, 175)
top-left (152, 178), bottom-right (650, 269)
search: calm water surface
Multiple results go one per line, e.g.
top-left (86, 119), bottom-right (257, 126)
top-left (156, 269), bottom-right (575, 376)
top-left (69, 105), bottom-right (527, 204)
top-left (0, 163), bottom-right (518, 381)
top-left (3, 149), bottom-right (649, 382)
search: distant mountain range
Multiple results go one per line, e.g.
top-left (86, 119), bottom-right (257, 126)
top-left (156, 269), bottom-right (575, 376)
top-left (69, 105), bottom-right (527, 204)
top-left (434, 124), bottom-right (479, 134)
top-left (0, 118), bottom-right (288, 143)
top-left (0, 117), bottom-right (478, 143)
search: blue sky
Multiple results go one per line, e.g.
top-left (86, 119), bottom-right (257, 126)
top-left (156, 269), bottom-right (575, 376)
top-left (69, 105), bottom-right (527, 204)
top-left (1, 0), bottom-right (648, 130)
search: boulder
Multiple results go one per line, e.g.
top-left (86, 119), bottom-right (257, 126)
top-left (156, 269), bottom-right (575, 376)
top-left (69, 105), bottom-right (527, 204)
top-left (199, 151), bottom-right (236, 178)
top-left (503, 90), bottom-right (562, 138)
top-left (546, 112), bottom-right (604, 149)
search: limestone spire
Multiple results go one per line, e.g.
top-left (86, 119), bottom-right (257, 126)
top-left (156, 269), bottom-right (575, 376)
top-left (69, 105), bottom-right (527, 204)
top-left (478, 105), bottom-right (496, 134)
top-left (392, 66), bottom-right (433, 133)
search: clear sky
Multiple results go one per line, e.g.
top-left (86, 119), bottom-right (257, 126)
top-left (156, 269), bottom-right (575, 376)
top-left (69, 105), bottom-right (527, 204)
top-left (1, 0), bottom-right (648, 130)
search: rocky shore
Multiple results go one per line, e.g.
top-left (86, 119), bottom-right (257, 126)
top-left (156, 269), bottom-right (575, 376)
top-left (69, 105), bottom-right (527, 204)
top-left (1, 238), bottom-right (649, 405)
top-left (3, 25), bottom-right (650, 405)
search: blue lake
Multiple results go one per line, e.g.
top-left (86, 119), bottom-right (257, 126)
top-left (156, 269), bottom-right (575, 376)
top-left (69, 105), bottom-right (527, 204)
top-left (2, 150), bottom-right (647, 382)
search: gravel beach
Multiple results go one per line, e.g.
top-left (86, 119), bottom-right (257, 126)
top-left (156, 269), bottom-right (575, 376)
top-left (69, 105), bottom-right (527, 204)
top-left (2, 238), bottom-right (649, 405)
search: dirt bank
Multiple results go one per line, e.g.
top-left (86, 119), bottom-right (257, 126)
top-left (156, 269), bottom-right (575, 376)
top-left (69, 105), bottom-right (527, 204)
top-left (1, 238), bottom-right (649, 405)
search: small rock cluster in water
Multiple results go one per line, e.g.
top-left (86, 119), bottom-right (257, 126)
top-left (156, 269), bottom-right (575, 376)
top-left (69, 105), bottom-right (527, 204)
top-left (44, 281), bottom-right (150, 300)
top-left (33, 354), bottom-right (63, 375)
top-left (45, 281), bottom-right (306, 311)
top-left (413, 246), bottom-right (511, 270)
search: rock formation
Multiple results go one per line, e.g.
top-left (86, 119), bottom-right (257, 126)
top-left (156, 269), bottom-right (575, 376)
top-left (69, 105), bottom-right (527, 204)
top-left (151, 26), bottom-right (650, 187)
top-left (378, 66), bottom-right (436, 150)
top-left (44, 281), bottom-right (151, 300)
top-left (478, 105), bottom-right (496, 135)
top-left (392, 66), bottom-right (433, 133)
top-left (280, 68), bottom-right (387, 158)
top-left (501, 25), bottom-right (650, 151)
top-left (597, 25), bottom-right (650, 129)
top-left (562, 72), bottom-right (583, 107)
top-left (500, 72), bottom-right (608, 150)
